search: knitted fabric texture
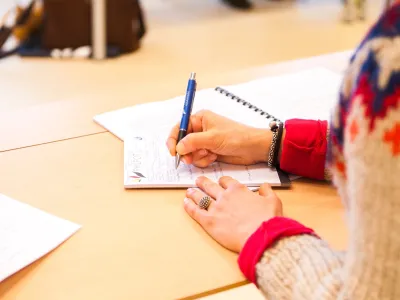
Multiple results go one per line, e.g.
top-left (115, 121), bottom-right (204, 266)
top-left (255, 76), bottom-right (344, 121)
top-left (254, 4), bottom-right (400, 299)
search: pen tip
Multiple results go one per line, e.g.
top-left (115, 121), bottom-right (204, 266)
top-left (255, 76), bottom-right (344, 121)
top-left (175, 155), bottom-right (180, 169)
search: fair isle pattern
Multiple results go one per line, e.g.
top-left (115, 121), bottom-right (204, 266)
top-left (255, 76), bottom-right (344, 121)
top-left (330, 3), bottom-right (400, 180)
top-left (255, 4), bottom-right (400, 299)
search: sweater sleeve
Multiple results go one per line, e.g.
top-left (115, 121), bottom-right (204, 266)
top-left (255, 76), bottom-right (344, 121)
top-left (279, 119), bottom-right (331, 181)
top-left (241, 7), bottom-right (400, 299)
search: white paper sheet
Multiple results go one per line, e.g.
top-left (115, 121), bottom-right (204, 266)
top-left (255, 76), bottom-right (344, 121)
top-left (95, 87), bottom-right (272, 141)
top-left (0, 194), bottom-right (81, 282)
top-left (94, 68), bottom-right (343, 141)
top-left (124, 129), bottom-right (284, 188)
top-left (220, 67), bottom-right (342, 123)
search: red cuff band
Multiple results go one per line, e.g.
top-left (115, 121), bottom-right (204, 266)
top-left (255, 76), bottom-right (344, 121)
top-left (280, 119), bottom-right (328, 180)
top-left (237, 217), bottom-right (315, 285)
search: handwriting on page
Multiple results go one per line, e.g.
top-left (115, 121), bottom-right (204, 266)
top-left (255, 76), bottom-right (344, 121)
top-left (125, 130), bottom-right (281, 187)
top-left (0, 194), bottom-right (81, 282)
top-left (127, 149), bottom-right (257, 183)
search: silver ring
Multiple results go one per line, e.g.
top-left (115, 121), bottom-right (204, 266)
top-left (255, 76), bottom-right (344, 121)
top-left (198, 196), bottom-right (212, 210)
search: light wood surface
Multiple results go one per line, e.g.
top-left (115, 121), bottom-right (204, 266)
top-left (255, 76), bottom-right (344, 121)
top-left (0, 57), bottom-right (350, 298)
top-left (0, 52), bottom-right (350, 299)
top-left (199, 284), bottom-right (263, 300)
top-left (0, 133), bottom-right (347, 300)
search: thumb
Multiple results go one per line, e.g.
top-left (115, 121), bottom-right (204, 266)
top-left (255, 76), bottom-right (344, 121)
top-left (258, 183), bottom-right (274, 197)
top-left (176, 131), bottom-right (218, 155)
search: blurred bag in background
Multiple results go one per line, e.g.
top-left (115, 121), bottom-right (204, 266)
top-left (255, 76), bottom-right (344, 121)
top-left (0, 0), bottom-right (146, 59)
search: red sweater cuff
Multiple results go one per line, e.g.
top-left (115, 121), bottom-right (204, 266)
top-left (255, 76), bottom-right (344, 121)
top-left (280, 119), bottom-right (328, 180)
top-left (237, 217), bottom-right (316, 285)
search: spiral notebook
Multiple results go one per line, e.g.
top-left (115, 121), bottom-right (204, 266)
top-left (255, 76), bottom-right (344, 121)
top-left (94, 68), bottom-right (343, 188)
top-left (215, 85), bottom-right (282, 120)
top-left (94, 67), bottom-right (342, 141)
top-left (94, 87), bottom-right (274, 141)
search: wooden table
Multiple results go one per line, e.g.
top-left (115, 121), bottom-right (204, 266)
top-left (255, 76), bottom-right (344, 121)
top-left (0, 52), bottom-right (350, 300)
top-left (199, 284), bottom-right (263, 300)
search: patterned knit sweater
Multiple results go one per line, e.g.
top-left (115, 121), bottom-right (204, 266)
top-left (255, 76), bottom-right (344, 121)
top-left (241, 5), bottom-right (400, 299)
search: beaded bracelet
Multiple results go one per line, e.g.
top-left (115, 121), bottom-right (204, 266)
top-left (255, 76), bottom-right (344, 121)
top-left (267, 121), bottom-right (284, 168)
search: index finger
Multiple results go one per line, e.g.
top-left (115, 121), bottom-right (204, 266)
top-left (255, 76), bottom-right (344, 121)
top-left (166, 114), bottom-right (202, 156)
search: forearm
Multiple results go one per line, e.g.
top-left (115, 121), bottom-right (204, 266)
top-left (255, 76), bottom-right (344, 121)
top-left (256, 234), bottom-right (345, 299)
top-left (253, 174), bottom-right (400, 299)
top-left (240, 197), bottom-right (400, 300)
top-left (237, 217), bottom-right (347, 299)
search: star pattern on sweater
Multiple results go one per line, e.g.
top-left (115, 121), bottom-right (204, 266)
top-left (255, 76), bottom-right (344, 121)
top-left (384, 122), bottom-right (400, 156)
top-left (353, 72), bottom-right (400, 132)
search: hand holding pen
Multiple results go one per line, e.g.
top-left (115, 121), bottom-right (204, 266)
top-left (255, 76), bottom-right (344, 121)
top-left (166, 75), bottom-right (275, 169)
top-left (175, 72), bottom-right (197, 168)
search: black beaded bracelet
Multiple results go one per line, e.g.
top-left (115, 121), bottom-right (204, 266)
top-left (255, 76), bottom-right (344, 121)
top-left (267, 121), bottom-right (284, 168)
top-left (273, 122), bottom-right (284, 166)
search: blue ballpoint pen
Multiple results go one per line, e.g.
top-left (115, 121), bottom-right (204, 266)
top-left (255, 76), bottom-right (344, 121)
top-left (175, 72), bottom-right (197, 169)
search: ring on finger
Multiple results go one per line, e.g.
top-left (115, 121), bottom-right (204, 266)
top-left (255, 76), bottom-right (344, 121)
top-left (198, 196), bottom-right (212, 210)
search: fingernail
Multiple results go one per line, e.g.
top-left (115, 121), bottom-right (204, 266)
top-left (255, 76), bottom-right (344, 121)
top-left (183, 157), bottom-right (189, 164)
top-left (187, 188), bottom-right (194, 194)
top-left (184, 198), bottom-right (189, 204)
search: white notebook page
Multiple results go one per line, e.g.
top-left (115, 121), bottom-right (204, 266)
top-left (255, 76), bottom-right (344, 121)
top-left (94, 68), bottom-right (343, 141)
top-left (124, 129), bottom-right (282, 188)
top-left (95, 88), bottom-right (271, 141)
top-left (0, 194), bottom-right (81, 282)
top-left (221, 67), bottom-right (342, 122)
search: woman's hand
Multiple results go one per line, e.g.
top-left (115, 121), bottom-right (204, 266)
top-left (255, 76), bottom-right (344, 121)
top-left (166, 110), bottom-right (272, 167)
top-left (184, 176), bottom-right (283, 253)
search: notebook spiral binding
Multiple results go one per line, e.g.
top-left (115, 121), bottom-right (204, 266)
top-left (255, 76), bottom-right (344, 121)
top-left (214, 87), bottom-right (281, 122)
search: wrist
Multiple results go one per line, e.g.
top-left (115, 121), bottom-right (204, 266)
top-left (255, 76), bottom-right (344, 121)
top-left (251, 128), bottom-right (286, 164)
top-left (251, 128), bottom-right (272, 163)
top-left (238, 217), bottom-right (317, 285)
top-left (278, 128), bottom-right (286, 163)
